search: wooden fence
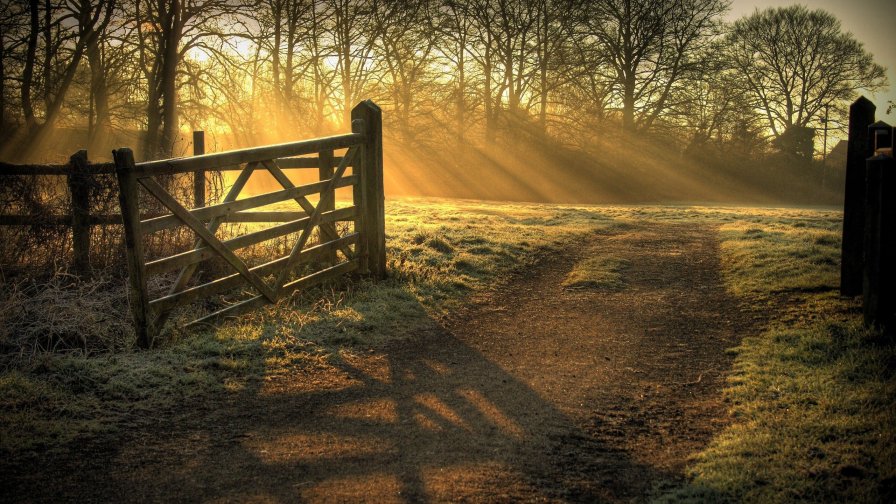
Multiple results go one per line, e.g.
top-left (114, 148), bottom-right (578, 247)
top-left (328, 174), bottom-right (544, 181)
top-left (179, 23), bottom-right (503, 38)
top-left (114, 100), bottom-right (385, 347)
top-left (1, 100), bottom-right (386, 348)
top-left (0, 151), bottom-right (118, 274)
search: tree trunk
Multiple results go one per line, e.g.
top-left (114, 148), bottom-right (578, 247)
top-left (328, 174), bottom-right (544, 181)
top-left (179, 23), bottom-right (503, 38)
top-left (456, 39), bottom-right (466, 146)
top-left (271, 0), bottom-right (282, 117)
top-left (87, 34), bottom-right (111, 156)
top-left (159, 11), bottom-right (180, 160)
top-left (42, 0), bottom-right (52, 112)
top-left (22, 0), bottom-right (38, 126)
top-left (622, 71), bottom-right (636, 132)
top-left (484, 39), bottom-right (495, 142)
top-left (537, 5), bottom-right (548, 133)
top-left (0, 32), bottom-right (5, 131)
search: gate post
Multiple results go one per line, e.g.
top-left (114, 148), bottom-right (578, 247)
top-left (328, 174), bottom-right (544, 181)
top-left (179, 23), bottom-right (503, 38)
top-left (113, 148), bottom-right (153, 348)
top-left (863, 154), bottom-right (896, 332)
top-left (68, 150), bottom-right (91, 275)
top-left (351, 100), bottom-right (386, 278)
top-left (841, 96), bottom-right (875, 296)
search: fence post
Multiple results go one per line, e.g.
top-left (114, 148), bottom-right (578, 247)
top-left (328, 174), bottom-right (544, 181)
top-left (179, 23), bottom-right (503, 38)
top-left (351, 100), bottom-right (386, 278)
top-left (863, 154), bottom-right (896, 331)
top-left (113, 148), bottom-right (153, 348)
top-left (318, 149), bottom-right (337, 264)
top-left (880, 160), bottom-right (896, 335)
top-left (68, 150), bottom-right (91, 275)
top-left (193, 130), bottom-right (206, 208)
top-left (841, 96), bottom-right (875, 296)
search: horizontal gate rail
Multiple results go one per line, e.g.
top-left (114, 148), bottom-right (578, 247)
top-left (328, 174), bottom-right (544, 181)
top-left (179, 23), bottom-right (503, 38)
top-left (131, 133), bottom-right (364, 176)
top-left (139, 175), bottom-right (358, 234)
top-left (114, 100), bottom-right (385, 348)
top-left (144, 207), bottom-right (356, 276)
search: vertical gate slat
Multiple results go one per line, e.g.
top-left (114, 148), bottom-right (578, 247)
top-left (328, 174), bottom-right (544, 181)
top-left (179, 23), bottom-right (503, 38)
top-left (113, 148), bottom-right (154, 348)
top-left (318, 149), bottom-right (337, 264)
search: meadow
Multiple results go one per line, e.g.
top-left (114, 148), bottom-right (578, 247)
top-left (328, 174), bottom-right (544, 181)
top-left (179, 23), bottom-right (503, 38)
top-left (1, 198), bottom-right (892, 501)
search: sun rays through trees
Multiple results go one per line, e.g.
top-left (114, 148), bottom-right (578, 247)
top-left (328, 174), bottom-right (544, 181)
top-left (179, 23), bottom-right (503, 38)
top-left (0, 0), bottom-right (888, 203)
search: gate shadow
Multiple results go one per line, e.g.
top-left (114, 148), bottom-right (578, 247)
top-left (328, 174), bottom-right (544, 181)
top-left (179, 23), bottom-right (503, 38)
top-left (98, 313), bottom-right (674, 503)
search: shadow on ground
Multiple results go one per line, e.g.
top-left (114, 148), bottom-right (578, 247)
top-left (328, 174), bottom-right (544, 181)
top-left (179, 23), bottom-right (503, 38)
top-left (5, 221), bottom-right (752, 503)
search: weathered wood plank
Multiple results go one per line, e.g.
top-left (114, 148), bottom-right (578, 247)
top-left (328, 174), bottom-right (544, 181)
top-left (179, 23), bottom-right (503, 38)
top-left (223, 211), bottom-right (350, 222)
top-left (352, 164), bottom-right (367, 274)
top-left (318, 149), bottom-right (338, 264)
top-left (150, 234), bottom-right (358, 313)
top-left (139, 177), bottom-right (278, 303)
top-left (139, 174), bottom-right (357, 234)
top-left (145, 207), bottom-right (356, 276)
top-left (351, 100), bottom-right (386, 278)
top-left (113, 148), bottom-right (154, 348)
top-left (842, 96), bottom-right (876, 296)
top-left (185, 259), bottom-right (359, 328)
top-left (133, 133), bottom-right (364, 176)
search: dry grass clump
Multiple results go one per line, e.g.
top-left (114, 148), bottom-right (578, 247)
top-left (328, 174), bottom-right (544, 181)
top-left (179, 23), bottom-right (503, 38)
top-left (0, 273), bottom-right (134, 359)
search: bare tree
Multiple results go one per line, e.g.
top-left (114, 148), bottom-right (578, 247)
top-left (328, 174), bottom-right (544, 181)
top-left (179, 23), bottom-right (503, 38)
top-left (370, 0), bottom-right (439, 141)
top-left (0, 2), bottom-right (30, 137)
top-left (531, 0), bottom-right (577, 133)
top-left (0, 0), bottom-right (115, 160)
top-left (574, 0), bottom-right (727, 133)
top-left (435, 0), bottom-right (476, 144)
top-left (326, 0), bottom-right (376, 129)
top-left (725, 5), bottom-right (887, 138)
top-left (133, 0), bottom-right (247, 160)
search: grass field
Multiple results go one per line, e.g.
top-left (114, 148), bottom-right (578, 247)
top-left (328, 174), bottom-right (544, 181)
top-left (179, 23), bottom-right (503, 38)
top-left (1, 198), bottom-right (892, 501)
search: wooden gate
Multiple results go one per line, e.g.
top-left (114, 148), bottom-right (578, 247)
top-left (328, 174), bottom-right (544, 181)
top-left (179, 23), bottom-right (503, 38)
top-left (114, 101), bottom-right (385, 348)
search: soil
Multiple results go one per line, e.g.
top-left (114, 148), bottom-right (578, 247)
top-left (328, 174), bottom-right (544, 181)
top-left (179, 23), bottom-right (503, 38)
top-left (4, 222), bottom-right (764, 503)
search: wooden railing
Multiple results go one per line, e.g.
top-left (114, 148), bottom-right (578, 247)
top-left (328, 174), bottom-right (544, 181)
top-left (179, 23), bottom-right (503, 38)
top-left (0, 151), bottom-right (118, 274)
top-left (114, 100), bottom-right (386, 348)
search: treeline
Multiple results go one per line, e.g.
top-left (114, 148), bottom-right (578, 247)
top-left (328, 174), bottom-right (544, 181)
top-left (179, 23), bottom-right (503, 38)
top-left (0, 0), bottom-right (887, 201)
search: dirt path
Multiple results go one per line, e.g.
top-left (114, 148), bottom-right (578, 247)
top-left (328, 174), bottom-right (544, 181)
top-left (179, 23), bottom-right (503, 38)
top-left (7, 222), bottom-right (762, 503)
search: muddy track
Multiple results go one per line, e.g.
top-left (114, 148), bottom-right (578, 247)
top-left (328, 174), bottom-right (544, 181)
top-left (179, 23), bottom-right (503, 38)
top-left (5, 222), bottom-right (762, 503)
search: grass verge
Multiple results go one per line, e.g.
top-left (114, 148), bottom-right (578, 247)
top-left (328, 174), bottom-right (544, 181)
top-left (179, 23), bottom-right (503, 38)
top-left (2, 199), bottom-right (893, 503)
top-left (658, 207), bottom-right (895, 502)
top-left (0, 197), bottom-right (606, 452)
